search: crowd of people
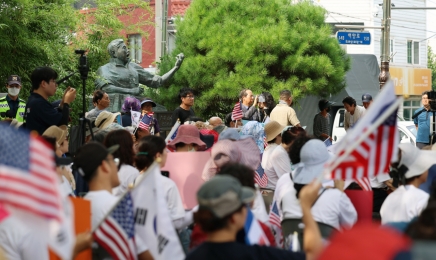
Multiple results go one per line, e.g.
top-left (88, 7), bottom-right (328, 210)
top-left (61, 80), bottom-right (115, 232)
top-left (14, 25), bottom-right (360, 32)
top-left (1, 67), bottom-right (436, 260)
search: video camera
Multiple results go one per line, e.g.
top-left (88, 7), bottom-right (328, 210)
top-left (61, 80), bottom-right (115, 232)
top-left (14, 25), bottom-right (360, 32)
top-left (427, 90), bottom-right (436, 111)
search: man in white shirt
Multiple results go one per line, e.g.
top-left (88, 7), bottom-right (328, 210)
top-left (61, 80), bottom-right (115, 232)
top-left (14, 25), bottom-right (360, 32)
top-left (380, 143), bottom-right (436, 224)
top-left (342, 96), bottom-right (365, 131)
top-left (73, 142), bottom-right (153, 260)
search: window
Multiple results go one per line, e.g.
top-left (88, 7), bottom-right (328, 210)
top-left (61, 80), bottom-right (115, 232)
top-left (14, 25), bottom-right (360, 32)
top-left (402, 99), bottom-right (421, 120)
top-left (390, 39), bottom-right (395, 63)
top-left (407, 40), bottom-right (420, 64)
top-left (128, 34), bottom-right (142, 64)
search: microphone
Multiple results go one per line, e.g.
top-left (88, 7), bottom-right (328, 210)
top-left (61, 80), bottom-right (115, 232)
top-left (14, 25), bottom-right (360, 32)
top-left (56, 72), bottom-right (76, 85)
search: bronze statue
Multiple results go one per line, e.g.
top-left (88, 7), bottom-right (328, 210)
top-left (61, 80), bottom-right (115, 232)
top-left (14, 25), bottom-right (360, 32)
top-left (95, 39), bottom-right (184, 112)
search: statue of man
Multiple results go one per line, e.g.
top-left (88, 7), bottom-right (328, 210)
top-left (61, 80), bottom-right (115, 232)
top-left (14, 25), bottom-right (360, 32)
top-left (95, 38), bottom-right (184, 112)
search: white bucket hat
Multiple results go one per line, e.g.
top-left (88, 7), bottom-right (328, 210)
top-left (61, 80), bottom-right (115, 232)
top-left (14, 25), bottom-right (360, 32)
top-left (293, 139), bottom-right (332, 184)
top-left (398, 143), bottom-right (436, 179)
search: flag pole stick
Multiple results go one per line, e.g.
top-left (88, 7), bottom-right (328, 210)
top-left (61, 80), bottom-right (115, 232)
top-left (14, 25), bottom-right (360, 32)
top-left (323, 97), bottom-right (403, 180)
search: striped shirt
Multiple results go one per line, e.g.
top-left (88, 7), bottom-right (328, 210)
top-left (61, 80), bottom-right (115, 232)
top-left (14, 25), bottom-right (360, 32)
top-left (313, 113), bottom-right (331, 140)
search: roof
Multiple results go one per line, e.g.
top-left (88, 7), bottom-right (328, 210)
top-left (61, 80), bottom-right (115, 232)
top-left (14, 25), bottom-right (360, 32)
top-left (170, 0), bottom-right (191, 16)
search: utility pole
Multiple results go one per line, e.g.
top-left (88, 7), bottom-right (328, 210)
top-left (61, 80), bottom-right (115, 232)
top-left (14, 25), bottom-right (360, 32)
top-left (379, 3), bottom-right (436, 89)
top-left (379, 0), bottom-right (391, 89)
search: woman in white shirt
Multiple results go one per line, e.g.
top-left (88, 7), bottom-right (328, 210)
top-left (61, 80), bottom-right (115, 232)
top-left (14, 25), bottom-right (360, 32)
top-left (103, 129), bottom-right (140, 196)
top-left (380, 143), bottom-right (436, 224)
top-left (280, 139), bottom-right (357, 230)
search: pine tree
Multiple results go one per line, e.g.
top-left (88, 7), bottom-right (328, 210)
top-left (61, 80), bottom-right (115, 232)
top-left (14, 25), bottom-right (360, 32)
top-left (153, 0), bottom-right (350, 118)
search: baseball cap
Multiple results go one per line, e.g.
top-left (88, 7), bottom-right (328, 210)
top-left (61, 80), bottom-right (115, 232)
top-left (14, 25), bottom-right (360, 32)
top-left (398, 143), bottom-right (436, 179)
top-left (7, 75), bottom-right (21, 86)
top-left (197, 175), bottom-right (255, 218)
top-left (72, 142), bottom-right (119, 180)
top-left (319, 99), bottom-right (335, 111)
top-left (140, 98), bottom-right (156, 107)
top-left (362, 93), bottom-right (373, 102)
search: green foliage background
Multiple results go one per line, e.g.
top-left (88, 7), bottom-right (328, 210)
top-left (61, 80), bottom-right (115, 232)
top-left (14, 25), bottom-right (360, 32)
top-left (0, 0), bottom-right (152, 123)
top-left (428, 46), bottom-right (436, 90)
top-left (152, 0), bottom-right (350, 119)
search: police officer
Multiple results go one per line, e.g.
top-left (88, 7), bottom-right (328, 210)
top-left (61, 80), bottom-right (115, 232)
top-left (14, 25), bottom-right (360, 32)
top-left (0, 75), bottom-right (26, 123)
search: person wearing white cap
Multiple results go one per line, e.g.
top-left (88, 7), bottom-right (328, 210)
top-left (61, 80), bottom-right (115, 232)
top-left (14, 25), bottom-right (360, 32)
top-left (380, 143), bottom-right (436, 224)
top-left (280, 139), bottom-right (357, 230)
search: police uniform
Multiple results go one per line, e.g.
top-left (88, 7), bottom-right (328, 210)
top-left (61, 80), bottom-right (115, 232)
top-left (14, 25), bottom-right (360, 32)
top-left (0, 96), bottom-right (26, 122)
top-left (1, 75), bottom-right (26, 122)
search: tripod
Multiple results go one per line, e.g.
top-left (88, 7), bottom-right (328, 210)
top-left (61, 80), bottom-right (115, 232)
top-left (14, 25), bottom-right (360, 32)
top-left (75, 50), bottom-right (94, 144)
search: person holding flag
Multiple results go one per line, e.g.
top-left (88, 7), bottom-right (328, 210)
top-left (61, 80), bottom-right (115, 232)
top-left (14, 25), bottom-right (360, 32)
top-left (187, 175), bottom-right (323, 260)
top-left (140, 98), bottom-right (160, 136)
top-left (72, 142), bottom-right (153, 260)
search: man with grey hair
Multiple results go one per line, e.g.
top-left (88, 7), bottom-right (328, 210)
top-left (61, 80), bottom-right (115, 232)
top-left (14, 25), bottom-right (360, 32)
top-left (270, 90), bottom-right (301, 127)
top-left (96, 39), bottom-right (184, 111)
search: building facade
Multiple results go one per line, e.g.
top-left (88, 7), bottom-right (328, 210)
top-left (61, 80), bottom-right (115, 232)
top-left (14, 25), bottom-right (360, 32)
top-left (319, 0), bottom-right (431, 120)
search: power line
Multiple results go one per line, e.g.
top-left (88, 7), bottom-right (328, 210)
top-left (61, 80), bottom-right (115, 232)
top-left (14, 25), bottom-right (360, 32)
top-left (328, 11), bottom-right (436, 34)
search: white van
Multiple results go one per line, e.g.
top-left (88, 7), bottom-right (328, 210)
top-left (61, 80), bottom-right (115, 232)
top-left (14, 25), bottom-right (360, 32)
top-left (331, 108), bottom-right (416, 146)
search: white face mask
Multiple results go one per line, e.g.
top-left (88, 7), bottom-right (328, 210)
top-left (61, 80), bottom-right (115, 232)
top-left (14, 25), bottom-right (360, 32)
top-left (8, 87), bottom-right (20, 96)
top-left (189, 146), bottom-right (196, 152)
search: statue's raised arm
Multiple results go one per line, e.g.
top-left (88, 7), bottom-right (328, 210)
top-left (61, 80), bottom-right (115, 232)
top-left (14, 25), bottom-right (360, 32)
top-left (95, 39), bottom-right (184, 112)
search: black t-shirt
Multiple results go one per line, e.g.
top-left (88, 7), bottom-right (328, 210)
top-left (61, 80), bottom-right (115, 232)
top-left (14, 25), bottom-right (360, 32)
top-left (171, 106), bottom-right (195, 125)
top-left (25, 93), bottom-right (70, 135)
top-left (186, 242), bottom-right (306, 260)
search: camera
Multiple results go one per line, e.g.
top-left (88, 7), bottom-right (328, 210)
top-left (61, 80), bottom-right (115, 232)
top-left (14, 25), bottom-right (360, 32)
top-left (427, 90), bottom-right (436, 111)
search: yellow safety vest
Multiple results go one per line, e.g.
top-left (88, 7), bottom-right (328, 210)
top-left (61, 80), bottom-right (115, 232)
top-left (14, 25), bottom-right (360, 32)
top-left (0, 96), bottom-right (26, 122)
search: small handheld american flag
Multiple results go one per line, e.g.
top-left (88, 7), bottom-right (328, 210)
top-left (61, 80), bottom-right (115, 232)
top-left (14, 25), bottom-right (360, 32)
top-left (93, 193), bottom-right (137, 260)
top-left (255, 163), bottom-right (268, 188)
top-left (138, 114), bottom-right (154, 131)
top-left (232, 102), bottom-right (243, 121)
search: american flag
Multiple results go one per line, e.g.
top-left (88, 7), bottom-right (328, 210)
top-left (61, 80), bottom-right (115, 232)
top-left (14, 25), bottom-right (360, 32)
top-left (0, 125), bottom-right (62, 221)
top-left (326, 81), bottom-right (399, 181)
top-left (138, 114), bottom-right (154, 131)
top-left (165, 120), bottom-right (180, 145)
top-left (268, 201), bottom-right (281, 228)
top-left (94, 193), bottom-right (137, 260)
top-left (232, 102), bottom-right (243, 121)
top-left (255, 162), bottom-right (268, 188)
top-left (355, 178), bottom-right (372, 191)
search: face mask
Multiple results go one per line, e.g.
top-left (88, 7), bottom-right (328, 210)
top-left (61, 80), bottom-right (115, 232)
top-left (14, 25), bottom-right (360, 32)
top-left (8, 87), bottom-right (20, 96)
top-left (189, 146), bottom-right (196, 152)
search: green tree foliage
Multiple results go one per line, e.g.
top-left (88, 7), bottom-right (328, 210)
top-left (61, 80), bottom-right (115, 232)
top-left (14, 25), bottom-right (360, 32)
top-left (428, 46), bottom-right (436, 90)
top-left (154, 0), bottom-right (350, 118)
top-left (0, 0), bottom-right (152, 122)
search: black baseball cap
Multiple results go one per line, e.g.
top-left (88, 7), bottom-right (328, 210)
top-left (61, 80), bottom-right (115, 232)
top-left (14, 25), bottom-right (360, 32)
top-left (362, 93), bottom-right (373, 102)
top-left (72, 142), bottom-right (118, 180)
top-left (7, 75), bottom-right (22, 86)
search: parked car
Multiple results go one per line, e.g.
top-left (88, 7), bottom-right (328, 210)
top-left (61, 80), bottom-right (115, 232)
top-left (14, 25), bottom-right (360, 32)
top-left (332, 108), bottom-right (416, 146)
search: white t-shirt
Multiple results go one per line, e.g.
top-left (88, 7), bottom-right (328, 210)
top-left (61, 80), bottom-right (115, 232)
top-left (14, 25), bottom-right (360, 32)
top-left (281, 186), bottom-right (357, 230)
top-left (60, 175), bottom-right (75, 196)
top-left (160, 175), bottom-right (186, 223)
top-left (112, 164), bottom-right (140, 196)
top-left (261, 143), bottom-right (281, 189)
top-left (0, 217), bottom-right (48, 260)
top-left (85, 190), bottom-right (148, 254)
top-left (380, 185), bottom-right (429, 224)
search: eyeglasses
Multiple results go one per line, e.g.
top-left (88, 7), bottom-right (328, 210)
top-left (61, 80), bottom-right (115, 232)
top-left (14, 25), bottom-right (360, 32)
top-left (184, 95), bottom-right (195, 99)
top-left (422, 97), bottom-right (428, 100)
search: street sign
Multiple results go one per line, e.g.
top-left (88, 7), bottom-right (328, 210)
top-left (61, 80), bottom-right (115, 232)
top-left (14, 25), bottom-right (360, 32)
top-left (336, 31), bottom-right (371, 45)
